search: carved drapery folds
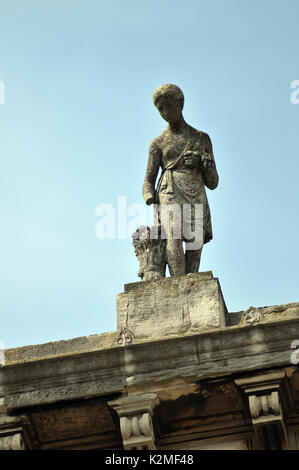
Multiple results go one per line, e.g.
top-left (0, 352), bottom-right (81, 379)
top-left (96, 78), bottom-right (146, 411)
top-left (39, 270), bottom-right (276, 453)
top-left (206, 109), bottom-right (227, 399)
top-left (108, 393), bottom-right (160, 450)
top-left (235, 369), bottom-right (288, 449)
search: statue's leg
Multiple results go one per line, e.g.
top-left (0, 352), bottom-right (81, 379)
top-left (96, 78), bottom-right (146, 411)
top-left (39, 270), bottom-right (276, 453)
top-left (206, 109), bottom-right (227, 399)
top-left (166, 238), bottom-right (185, 276)
top-left (183, 203), bottom-right (204, 274)
top-left (159, 203), bottom-right (185, 276)
top-left (185, 247), bottom-right (203, 274)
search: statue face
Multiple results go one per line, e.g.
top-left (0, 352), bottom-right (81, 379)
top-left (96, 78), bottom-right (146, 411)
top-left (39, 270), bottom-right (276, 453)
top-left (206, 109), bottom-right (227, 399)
top-left (155, 96), bottom-right (182, 124)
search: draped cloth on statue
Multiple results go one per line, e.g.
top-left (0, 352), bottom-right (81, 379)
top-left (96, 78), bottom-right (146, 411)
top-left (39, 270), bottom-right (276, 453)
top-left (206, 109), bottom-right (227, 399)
top-left (155, 141), bottom-right (213, 244)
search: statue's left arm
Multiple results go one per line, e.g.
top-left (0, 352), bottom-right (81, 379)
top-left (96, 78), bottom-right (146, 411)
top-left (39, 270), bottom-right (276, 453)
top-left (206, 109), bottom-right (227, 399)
top-left (200, 134), bottom-right (219, 190)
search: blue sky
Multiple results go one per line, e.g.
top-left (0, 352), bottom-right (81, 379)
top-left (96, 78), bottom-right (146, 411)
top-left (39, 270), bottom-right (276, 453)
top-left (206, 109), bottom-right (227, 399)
top-left (0, 0), bottom-right (298, 348)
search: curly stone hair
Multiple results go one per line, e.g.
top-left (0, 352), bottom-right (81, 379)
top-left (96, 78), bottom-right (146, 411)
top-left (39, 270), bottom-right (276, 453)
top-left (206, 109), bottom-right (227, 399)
top-left (153, 84), bottom-right (184, 109)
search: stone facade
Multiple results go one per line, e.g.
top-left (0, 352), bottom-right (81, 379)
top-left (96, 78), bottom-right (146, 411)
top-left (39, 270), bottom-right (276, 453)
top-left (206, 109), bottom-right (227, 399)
top-left (0, 272), bottom-right (299, 450)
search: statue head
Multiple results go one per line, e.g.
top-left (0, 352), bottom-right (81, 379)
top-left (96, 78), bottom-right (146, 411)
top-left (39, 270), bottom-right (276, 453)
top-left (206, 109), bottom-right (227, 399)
top-left (153, 84), bottom-right (184, 124)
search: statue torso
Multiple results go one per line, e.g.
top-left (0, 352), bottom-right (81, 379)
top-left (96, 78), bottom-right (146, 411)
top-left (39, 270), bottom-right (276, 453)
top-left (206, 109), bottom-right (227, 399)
top-left (157, 125), bottom-right (202, 169)
top-left (155, 125), bottom-right (208, 207)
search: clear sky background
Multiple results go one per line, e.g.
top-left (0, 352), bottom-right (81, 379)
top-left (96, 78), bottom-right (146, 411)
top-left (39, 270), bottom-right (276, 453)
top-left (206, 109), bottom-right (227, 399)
top-left (0, 0), bottom-right (298, 349)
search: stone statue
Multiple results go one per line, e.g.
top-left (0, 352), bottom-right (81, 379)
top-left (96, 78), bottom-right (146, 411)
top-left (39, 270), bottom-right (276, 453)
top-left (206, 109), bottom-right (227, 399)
top-left (141, 84), bottom-right (219, 277)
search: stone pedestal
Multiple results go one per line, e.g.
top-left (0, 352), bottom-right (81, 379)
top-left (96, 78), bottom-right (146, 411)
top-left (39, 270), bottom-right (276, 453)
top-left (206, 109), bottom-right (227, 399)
top-left (116, 271), bottom-right (228, 341)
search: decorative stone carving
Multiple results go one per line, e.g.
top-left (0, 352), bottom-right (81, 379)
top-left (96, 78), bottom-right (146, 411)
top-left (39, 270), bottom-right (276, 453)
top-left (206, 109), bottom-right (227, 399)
top-left (108, 393), bottom-right (160, 450)
top-left (238, 302), bottom-right (299, 327)
top-left (0, 413), bottom-right (27, 450)
top-left (132, 226), bottom-right (166, 281)
top-left (119, 413), bottom-right (155, 450)
top-left (115, 328), bottom-right (134, 346)
top-left (235, 370), bottom-right (288, 449)
top-left (0, 433), bottom-right (24, 450)
top-left (248, 391), bottom-right (281, 420)
top-left (242, 306), bottom-right (262, 325)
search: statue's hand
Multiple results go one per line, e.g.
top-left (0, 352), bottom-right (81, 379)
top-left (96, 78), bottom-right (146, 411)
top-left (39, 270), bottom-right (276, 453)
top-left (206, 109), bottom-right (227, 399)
top-left (145, 196), bottom-right (155, 206)
top-left (183, 150), bottom-right (199, 168)
top-left (200, 152), bottom-right (215, 169)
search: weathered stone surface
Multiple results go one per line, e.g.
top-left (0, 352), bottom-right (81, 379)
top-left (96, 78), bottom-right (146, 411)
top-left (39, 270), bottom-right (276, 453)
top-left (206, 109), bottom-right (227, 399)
top-left (4, 331), bottom-right (116, 366)
top-left (0, 347), bottom-right (126, 409)
top-left (117, 272), bottom-right (228, 340)
top-left (239, 302), bottom-right (299, 326)
top-left (1, 302), bottom-right (299, 414)
top-left (30, 399), bottom-right (120, 449)
top-left (0, 269), bottom-right (299, 450)
top-left (227, 311), bottom-right (243, 326)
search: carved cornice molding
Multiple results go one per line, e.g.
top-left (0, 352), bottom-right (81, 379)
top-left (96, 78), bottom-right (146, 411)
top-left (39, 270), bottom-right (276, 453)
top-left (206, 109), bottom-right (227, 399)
top-left (2, 318), bottom-right (299, 412)
top-left (108, 393), bottom-right (160, 450)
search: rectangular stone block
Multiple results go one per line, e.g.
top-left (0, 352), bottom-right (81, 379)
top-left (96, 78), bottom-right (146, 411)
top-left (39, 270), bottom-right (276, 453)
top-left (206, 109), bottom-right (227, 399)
top-left (116, 272), bottom-right (228, 341)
